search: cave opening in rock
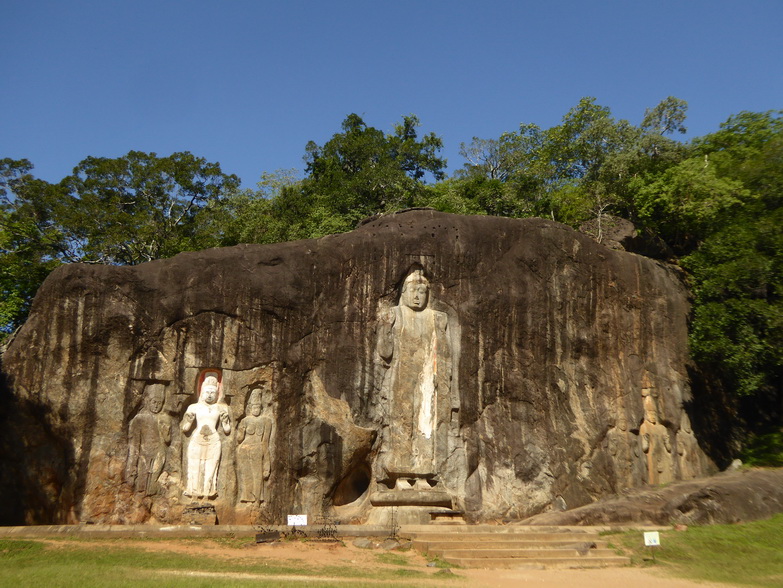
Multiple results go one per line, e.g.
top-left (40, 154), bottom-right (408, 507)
top-left (332, 464), bottom-right (371, 506)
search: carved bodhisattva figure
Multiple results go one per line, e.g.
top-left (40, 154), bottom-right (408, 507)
top-left (606, 412), bottom-right (645, 490)
top-left (640, 389), bottom-right (673, 485)
top-left (126, 384), bottom-right (171, 496)
top-left (677, 412), bottom-right (703, 480)
top-left (181, 373), bottom-right (231, 499)
top-left (376, 269), bottom-right (452, 488)
top-left (236, 388), bottom-right (274, 503)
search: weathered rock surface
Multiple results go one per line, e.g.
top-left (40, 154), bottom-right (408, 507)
top-left (0, 210), bottom-right (718, 525)
top-left (518, 468), bottom-right (783, 526)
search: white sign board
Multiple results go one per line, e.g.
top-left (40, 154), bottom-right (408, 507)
top-left (287, 514), bottom-right (308, 527)
top-left (644, 531), bottom-right (661, 547)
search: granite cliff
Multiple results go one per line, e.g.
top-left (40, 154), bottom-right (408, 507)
top-left (0, 210), bottom-right (717, 525)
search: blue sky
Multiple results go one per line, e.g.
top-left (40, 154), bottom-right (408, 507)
top-left (2, 1), bottom-right (782, 187)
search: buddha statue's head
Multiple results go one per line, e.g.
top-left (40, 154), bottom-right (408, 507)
top-left (201, 374), bottom-right (220, 405)
top-left (642, 389), bottom-right (658, 424)
top-left (401, 270), bottom-right (429, 311)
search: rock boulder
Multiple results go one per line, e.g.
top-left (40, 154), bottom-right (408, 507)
top-left (0, 210), bottom-right (718, 525)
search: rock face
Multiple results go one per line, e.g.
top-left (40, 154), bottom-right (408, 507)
top-left (0, 210), bottom-right (717, 525)
top-left (518, 468), bottom-right (783, 526)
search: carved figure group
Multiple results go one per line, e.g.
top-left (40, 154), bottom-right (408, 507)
top-left (181, 372), bottom-right (231, 499)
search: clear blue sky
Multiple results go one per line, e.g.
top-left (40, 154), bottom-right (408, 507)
top-left (2, 1), bottom-right (782, 187)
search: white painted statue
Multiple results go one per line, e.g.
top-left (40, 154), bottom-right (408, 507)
top-left (376, 268), bottom-right (452, 488)
top-left (236, 387), bottom-right (274, 503)
top-left (126, 384), bottom-right (171, 496)
top-left (181, 372), bottom-right (231, 499)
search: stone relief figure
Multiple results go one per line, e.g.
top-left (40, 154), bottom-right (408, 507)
top-left (126, 384), bottom-right (171, 496)
top-left (640, 389), bottom-right (673, 485)
top-left (606, 412), bottom-right (645, 491)
top-left (181, 371), bottom-right (231, 499)
top-left (375, 268), bottom-right (453, 488)
top-left (677, 412), bottom-right (703, 480)
top-left (236, 387), bottom-right (274, 503)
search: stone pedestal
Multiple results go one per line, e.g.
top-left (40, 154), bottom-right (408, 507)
top-left (183, 503), bottom-right (217, 525)
top-left (367, 481), bottom-right (454, 525)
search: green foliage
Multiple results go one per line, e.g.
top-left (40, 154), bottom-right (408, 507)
top-left (0, 159), bottom-right (65, 335)
top-left (215, 169), bottom-right (302, 245)
top-left (445, 101), bottom-right (781, 430)
top-left (277, 113), bottom-right (446, 239)
top-left (741, 428), bottom-right (783, 467)
top-left (636, 157), bottom-right (754, 254)
top-left (679, 113), bottom-right (783, 406)
top-left (0, 152), bottom-right (239, 335)
top-left (445, 96), bottom-right (691, 226)
top-left (61, 151), bottom-right (240, 264)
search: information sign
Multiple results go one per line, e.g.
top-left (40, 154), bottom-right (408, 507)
top-left (287, 514), bottom-right (308, 527)
top-left (644, 531), bottom-right (661, 547)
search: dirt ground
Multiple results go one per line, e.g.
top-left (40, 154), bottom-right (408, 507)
top-left (43, 538), bottom-right (737, 588)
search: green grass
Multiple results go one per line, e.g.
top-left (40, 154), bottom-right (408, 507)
top-left (423, 553), bottom-right (456, 569)
top-left (0, 538), bottom-right (437, 587)
top-left (615, 513), bottom-right (783, 588)
top-left (374, 552), bottom-right (412, 566)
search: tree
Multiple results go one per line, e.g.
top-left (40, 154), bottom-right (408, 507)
top-left (278, 113), bottom-right (446, 238)
top-left (634, 157), bottom-right (753, 254)
top-left (450, 98), bottom-right (691, 227)
top-left (216, 169), bottom-right (302, 246)
top-left (684, 210), bottom-right (782, 401)
top-left (0, 152), bottom-right (240, 335)
top-left (0, 159), bottom-right (65, 334)
top-left (61, 151), bottom-right (240, 265)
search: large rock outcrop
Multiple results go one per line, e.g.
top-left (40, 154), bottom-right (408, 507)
top-left (0, 210), bottom-right (717, 525)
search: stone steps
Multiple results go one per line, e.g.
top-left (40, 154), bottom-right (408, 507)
top-left (412, 532), bottom-right (601, 542)
top-left (445, 555), bottom-right (633, 569)
top-left (415, 539), bottom-right (610, 551)
top-left (409, 527), bottom-right (630, 569)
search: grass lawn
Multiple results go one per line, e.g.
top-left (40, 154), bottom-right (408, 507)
top-left (611, 513), bottom-right (783, 588)
top-left (0, 537), bottom-right (443, 588)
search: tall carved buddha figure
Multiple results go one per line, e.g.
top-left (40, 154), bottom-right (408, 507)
top-left (376, 268), bottom-right (453, 489)
top-left (181, 372), bottom-right (231, 499)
